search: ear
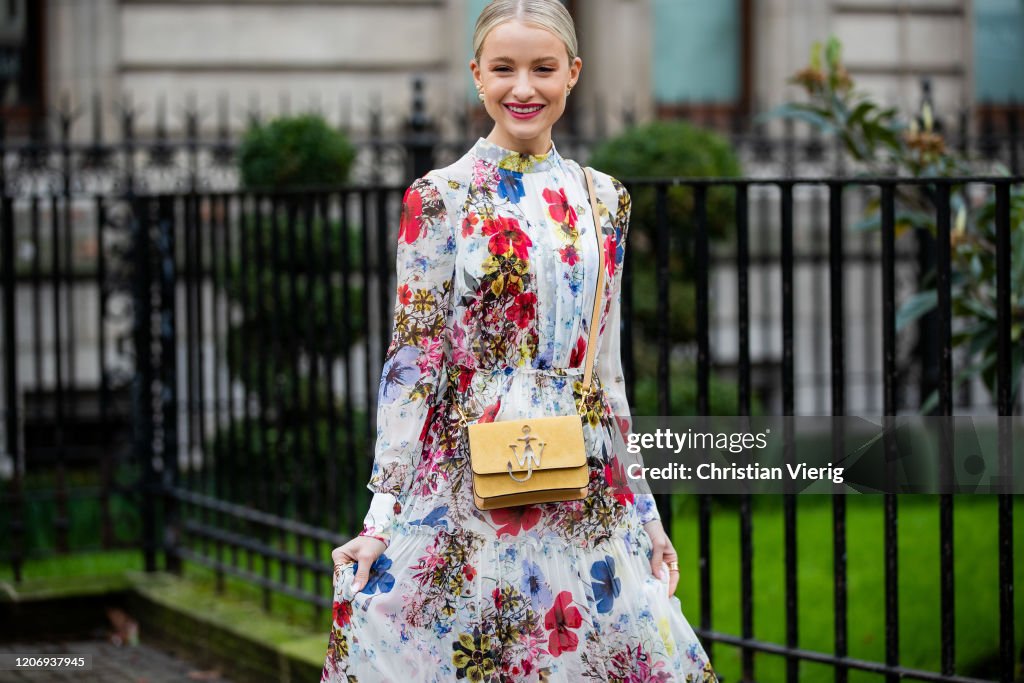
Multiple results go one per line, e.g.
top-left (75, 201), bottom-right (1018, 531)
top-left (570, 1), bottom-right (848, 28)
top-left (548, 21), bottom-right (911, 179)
top-left (568, 57), bottom-right (582, 87)
top-left (469, 59), bottom-right (482, 89)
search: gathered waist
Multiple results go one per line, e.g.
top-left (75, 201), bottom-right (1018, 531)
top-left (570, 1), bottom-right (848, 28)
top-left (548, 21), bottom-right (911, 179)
top-left (445, 362), bottom-right (588, 377)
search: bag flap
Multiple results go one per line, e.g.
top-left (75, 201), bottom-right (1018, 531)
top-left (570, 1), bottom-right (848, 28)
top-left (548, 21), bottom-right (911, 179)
top-left (468, 415), bottom-right (586, 476)
top-left (473, 470), bottom-right (590, 501)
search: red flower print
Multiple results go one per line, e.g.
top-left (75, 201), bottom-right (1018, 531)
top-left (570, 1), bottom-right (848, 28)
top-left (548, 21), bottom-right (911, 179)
top-left (544, 591), bottom-right (583, 657)
top-left (462, 564), bottom-right (476, 581)
top-left (507, 292), bottom-right (537, 328)
top-left (419, 404), bottom-right (435, 443)
top-left (542, 187), bottom-right (577, 229)
top-left (333, 599), bottom-right (352, 628)
top-left (490, 505), bottom-right (541, 537)
top-left (462, 212), bottom-right (479, 237)
top-left (617, 416), bottom-right (630, 440)
top-left (558, 244), bottom-right (579, 266)
top-left (482, 216), bottom-right (532, 260)
top-left (397, 283), bottom-right (413, 306)
top-left (569, 336), bottom-right (586, 368)
top-left (479, 402), bottom-right (501, 423)
top-left (456, 367), bottom-right (475, 393)
top-left (492, 587), bottom-right (503, 610)
top-left (604, 457), bottom-right (635, 506)
top-left (603, 234), bottom-right (616, 277)
top-left (398, 186), bottom-right (424, 244)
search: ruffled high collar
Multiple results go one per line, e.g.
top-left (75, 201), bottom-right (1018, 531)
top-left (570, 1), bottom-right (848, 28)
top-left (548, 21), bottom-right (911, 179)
top-left (471, 137), bottom-right (561, 174)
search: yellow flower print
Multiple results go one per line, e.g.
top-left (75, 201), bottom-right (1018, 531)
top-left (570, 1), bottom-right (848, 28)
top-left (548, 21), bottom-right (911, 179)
top-left (658, 616), bottom-right (675, 656)
top-left (412, 289), bottom-right (436, 314)
top-left (499, 152), bottom-right (545, 174)
top-left (451, 628), bottom-right (498, 682)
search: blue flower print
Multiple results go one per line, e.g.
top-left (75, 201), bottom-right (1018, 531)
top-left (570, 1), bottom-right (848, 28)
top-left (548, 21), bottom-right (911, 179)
top-left (410, 505), bottom-right (449, 530)
top-left (349, 553), bottom-right (396, 595)
top-left (520, 559), bottom-right (553, 609)
top-left (497, 168), bottom-right (525, 204)
top-left (378, 345), bottom-right (421, 404)
top-left (590, 555), bottom-right (621, 614)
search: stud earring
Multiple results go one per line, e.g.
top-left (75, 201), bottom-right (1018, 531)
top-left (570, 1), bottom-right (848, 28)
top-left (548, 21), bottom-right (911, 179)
top-left (566, 84), bottom-right (573, 96)
top-left (477, 85), bottom-right (485, 102)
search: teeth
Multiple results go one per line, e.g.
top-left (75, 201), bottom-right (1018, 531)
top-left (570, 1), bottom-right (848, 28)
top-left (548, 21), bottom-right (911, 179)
top-left (508, 105), bottom-right (542, 114)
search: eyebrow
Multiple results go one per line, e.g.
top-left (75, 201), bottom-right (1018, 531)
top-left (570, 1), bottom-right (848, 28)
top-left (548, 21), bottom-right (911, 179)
top-left (488, 56), bottom-right (560, 64)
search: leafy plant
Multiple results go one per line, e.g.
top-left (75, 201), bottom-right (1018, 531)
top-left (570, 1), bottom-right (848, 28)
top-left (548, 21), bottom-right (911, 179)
top-left (589, 120), bottom-right (743, 345)
top-left (588, 120), bottom-right (742, 242)
top-left (761, 36), bottom-right (1023, 411)
top-left (238, 114), bottom-right (356, 190)
top-left (213, 116), bottom-right (368, 521)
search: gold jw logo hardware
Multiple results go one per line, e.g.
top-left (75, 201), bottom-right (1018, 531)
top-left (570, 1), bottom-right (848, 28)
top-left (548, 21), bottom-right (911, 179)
top-left (507, 424), bottom-right (545, 482)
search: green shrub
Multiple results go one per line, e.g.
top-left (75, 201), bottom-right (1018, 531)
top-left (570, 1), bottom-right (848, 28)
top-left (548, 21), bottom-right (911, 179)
top-left (238, 114), bottom-right (356, 190)
top-left (225, 115), bottom-right (364, 519)
top-left (587, 120), bottom-right (742, 243)
top-left (590, 121), bottom-right (742, 345)
top-left (206, 415), bottom-right (372, 528)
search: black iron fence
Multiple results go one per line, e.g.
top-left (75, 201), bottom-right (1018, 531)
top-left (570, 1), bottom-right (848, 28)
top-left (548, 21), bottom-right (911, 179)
top-left (1, 170), bottom-right (1021, 681)
top-left (1, 78), bottom-right (1022, 195)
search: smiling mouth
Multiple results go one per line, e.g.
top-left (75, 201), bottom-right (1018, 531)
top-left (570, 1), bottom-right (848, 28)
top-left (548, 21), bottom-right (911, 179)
top-left (504, 103), bottom-right (545, 116)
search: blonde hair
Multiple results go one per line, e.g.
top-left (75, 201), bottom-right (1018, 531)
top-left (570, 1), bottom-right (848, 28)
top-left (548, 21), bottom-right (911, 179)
top-left (473, 0), bottom-right (578, 64)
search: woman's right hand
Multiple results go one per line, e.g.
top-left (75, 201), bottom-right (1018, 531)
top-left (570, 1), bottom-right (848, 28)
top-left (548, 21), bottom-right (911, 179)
top-left (331, 537), bottom-right (387, 593)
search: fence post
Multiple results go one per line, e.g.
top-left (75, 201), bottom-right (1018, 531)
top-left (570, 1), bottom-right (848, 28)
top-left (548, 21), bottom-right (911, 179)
top-left (132, 195), bottom-right (158, 572)
top-left (158, 195), bottom-right (182, 574)
top-left (2, 194), bottom-right (23, 583)
top-left (406, 76), bottom-right (436, 183)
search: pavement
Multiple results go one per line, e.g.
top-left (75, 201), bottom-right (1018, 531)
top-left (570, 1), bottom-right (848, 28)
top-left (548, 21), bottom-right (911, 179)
top-left (0, 640), bottom-right (234, 683)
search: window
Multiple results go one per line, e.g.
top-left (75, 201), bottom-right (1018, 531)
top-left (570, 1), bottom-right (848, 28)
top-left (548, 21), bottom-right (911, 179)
top-left (652, 0), bottom-right (751, 124)
top-left (0, 0), bottom-right (44, 128)
top-left (973, 0), bottom-right (1024, 103)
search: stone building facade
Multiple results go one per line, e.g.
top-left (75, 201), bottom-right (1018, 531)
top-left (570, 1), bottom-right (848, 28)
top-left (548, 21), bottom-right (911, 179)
top-left (6, 0), bottom-right (1013, 140)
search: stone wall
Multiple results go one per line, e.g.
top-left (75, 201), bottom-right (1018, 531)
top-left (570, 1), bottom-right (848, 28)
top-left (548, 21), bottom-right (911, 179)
top-left (43, 0), bottom-right (975, 141)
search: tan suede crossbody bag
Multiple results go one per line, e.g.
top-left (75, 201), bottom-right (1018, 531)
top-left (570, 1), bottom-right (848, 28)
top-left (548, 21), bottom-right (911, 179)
top-left (453, 167), bottom-right (606, 510)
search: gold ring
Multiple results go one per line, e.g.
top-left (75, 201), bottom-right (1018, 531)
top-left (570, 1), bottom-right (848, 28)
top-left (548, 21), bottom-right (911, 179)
top-left (667, 561), bottom-right (679, 571)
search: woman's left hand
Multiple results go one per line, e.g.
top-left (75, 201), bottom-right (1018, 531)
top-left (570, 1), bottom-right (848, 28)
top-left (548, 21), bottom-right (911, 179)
top-left (643, 520), bottom-right (680, 596)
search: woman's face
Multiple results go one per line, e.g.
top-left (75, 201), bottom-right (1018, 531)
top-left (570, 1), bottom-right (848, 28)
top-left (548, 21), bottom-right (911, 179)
top-left (470, 19), bottom-right (582, 155)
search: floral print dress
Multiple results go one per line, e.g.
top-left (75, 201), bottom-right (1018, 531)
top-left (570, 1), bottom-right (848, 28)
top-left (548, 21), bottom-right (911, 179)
top-left (322, 137), bottom-right (719, 683)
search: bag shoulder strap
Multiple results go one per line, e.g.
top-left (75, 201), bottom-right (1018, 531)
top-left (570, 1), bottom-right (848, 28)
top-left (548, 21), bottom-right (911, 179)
top-left (581, 166), bottom-right (605, 394)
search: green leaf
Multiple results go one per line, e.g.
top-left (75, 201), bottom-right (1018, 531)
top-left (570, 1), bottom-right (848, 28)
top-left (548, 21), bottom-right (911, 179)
top-left (810, 41), bottom-right (823, 71)
top-left (968, 327), bottom-right (998, 357)
top-left (848, 101), bottom-right (877, 128)
top-left (918, 354), bottom-right (996, 414)
top-left (896, 290), bottom-right (938, 331)
top-left (825, 36), bottom-right (842, 71)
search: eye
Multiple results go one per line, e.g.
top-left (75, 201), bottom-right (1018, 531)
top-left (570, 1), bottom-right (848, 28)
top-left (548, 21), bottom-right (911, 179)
top-left (536, 66), bottom-right (556, 73)
top-left (492, 65), bottom-right (512, 72)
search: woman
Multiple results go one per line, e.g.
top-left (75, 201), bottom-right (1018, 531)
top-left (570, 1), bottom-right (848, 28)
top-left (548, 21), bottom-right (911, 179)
top-left (323, 1), bottom-right (719, 680)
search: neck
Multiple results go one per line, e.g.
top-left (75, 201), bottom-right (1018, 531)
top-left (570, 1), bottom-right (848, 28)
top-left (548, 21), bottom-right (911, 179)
top-left (485, 127), bottom-right (553, 156)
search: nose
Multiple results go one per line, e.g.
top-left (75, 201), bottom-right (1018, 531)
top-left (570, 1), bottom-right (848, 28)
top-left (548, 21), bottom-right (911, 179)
top-left (511, 70), bottom-right (536, 100)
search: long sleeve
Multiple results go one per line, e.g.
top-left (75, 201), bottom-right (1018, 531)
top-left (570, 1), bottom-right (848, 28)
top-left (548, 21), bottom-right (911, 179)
top-left (596, 177), bottom-right (661, 526)
top-left (358, 175), bottom-right (456, 547)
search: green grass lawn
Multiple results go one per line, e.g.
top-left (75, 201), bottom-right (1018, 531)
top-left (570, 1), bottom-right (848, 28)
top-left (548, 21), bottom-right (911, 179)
top-left (670, 494), bottom-right (1024, 682)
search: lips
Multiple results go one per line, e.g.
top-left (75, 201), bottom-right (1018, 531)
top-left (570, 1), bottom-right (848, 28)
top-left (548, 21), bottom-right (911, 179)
top-left (504, 103), bottom-right (545, 120)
